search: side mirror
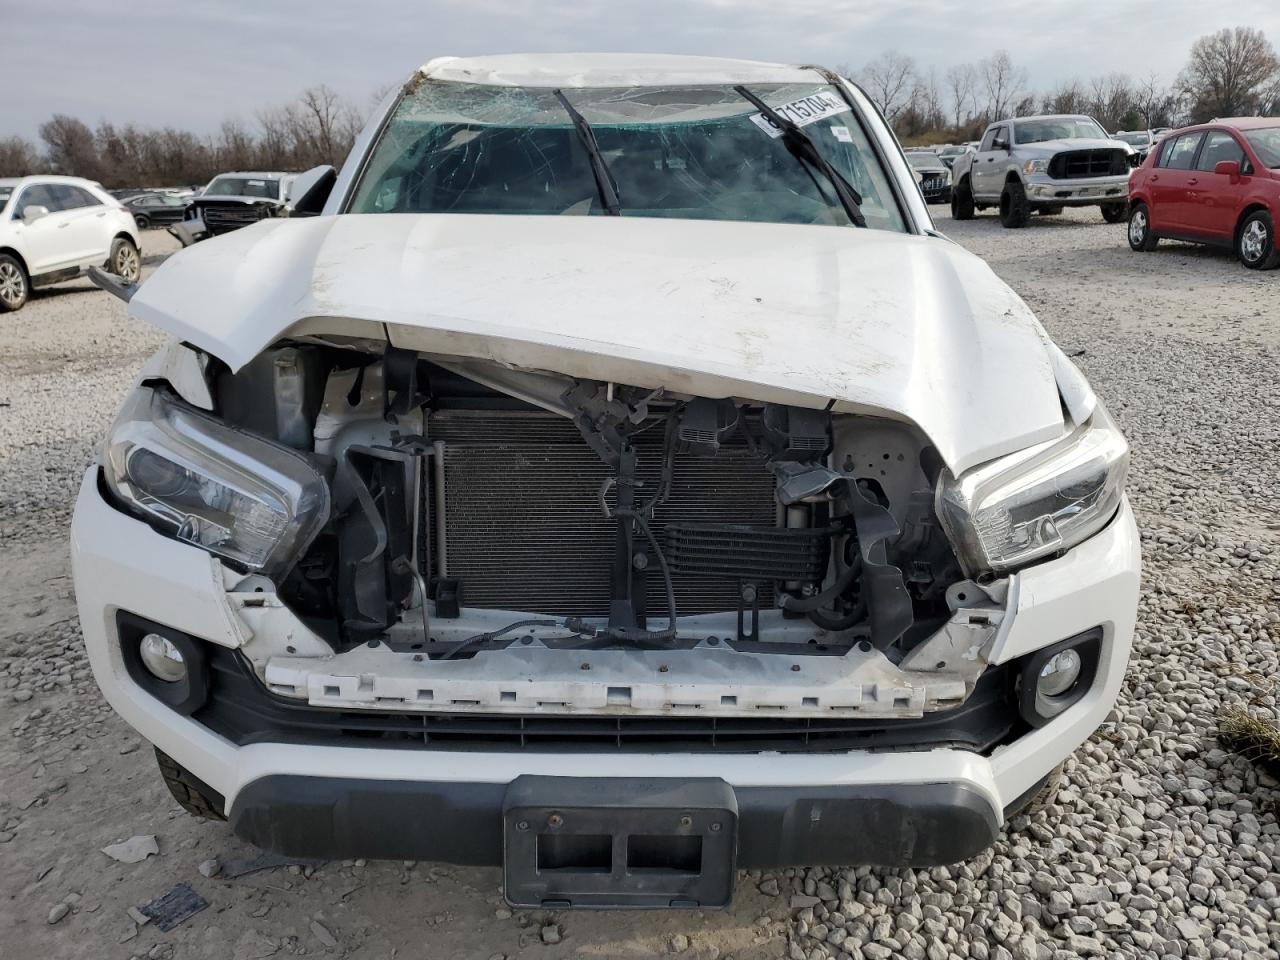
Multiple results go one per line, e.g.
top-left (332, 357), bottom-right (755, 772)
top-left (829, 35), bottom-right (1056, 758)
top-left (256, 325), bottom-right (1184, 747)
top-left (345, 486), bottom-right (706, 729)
top-left (1214, 160), bottom-right (1241, 182)
top-left (992, 138), bottom-right (1009, 152)
top-left (22, 205), bottom-right (50, 224)
top-left (286, 165), bottom-right (337, 217)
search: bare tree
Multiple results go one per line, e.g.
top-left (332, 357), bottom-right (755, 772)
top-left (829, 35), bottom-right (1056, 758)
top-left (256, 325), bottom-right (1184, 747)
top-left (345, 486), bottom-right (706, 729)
top-left (1134, 73), bottom-right (1182, 128)
top-left (945, 64), bottom-right (977, 131)
top-left (860, 51), bottom-right (917, 124)
top-left (39, 115), bottom-right (100, 179)
top-left (920, 67), bottom-right (945, 130)
top-left (1262, 74), bottom-right (1280, 115)
top-left (286, 85), bottom-right (362, 168)
top-left (1042, 79), bottom-right (1088, 116)
top-left (1086, 74), bottom-right (1137, 131)
top-left (215, 118), bottom-right (256, 171)
top-left (1178, 26), bottom-right (1280, 121)
top-left (0, 136), bottom-right (41, 177)
top-left (979, 51), bottom-right (1027, 121)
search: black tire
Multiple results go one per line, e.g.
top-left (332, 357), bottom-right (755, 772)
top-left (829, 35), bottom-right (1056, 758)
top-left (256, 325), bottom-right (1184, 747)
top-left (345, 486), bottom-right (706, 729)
top-left (1006, 763), bottom-right (1066, 823)
top-left (134, 214), bottom-right (151, 230)
top-left (1127, 202), bottom-right (1159, 252)
top-left (0, 253), bottom-right (28, 313)
top-left (951, 177), bottom-right (975, 220)
top-left (998, 180), bottom-right (1030, 228)
top-left (108, 237), bottom-right (141, 283)
top-left (1237, 210), bottom-right (1280, 270)
top-left (155, 748), bottom-right (226, 820)
top-left (1101, 202), bottom-right (1127, 224)
top-left (1022, 763), bottom-right (1065, 816)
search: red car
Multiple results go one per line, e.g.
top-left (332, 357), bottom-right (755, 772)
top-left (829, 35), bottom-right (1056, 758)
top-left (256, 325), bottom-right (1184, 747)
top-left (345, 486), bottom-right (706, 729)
top-left (1127, 118), bottom-right (1280, 269)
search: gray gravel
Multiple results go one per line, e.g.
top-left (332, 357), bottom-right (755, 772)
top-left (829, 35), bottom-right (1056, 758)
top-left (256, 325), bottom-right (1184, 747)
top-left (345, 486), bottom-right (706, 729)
top-left (1, 212), bottom-right (1278, 959)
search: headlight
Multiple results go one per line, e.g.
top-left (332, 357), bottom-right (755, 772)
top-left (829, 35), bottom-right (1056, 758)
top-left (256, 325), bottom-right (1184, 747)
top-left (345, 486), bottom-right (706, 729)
top-left (936, 403), bottom-right (1128, 574)
top-left (103, 387), bottom-right (329, 577)
top-left (1023, 159), bottom-right (1049, 175)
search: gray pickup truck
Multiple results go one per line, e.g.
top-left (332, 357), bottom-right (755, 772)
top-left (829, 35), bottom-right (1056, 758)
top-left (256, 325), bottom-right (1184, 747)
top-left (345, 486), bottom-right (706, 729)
top-left (951, 115), bottom-right (1134, 227)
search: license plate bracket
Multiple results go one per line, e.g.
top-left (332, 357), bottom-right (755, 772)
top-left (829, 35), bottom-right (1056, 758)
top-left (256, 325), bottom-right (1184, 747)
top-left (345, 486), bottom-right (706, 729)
top-left (503, 776), bottom-right (737, 909)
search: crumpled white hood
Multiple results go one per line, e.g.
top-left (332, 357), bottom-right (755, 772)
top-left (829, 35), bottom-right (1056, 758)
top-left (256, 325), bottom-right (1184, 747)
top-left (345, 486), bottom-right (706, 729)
top-left (131, 214), bottom-right (1077, 473)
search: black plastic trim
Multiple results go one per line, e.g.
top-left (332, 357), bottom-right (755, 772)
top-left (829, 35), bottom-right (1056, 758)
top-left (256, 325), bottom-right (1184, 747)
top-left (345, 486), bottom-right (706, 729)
top-left (117, 611), bottom-right (211, 715)
top-left (229, 774), bottom-right (999, 873)
top-left (191, 643), bottom-right (1019, 755)
top-left (1015, 628), bottom-right (1102, 728)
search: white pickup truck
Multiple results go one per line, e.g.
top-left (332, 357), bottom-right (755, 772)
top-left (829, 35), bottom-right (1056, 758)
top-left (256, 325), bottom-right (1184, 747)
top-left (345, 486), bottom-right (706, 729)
top-left (72, 55), bottom-right (1139, 910)
top-left (951, 114), bottom-right (1135, 227)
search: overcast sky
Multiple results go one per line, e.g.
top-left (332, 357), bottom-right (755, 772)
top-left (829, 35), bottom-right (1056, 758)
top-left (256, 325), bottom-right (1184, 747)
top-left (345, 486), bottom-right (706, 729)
top-left (5, 0), bottom-right (1279, 140)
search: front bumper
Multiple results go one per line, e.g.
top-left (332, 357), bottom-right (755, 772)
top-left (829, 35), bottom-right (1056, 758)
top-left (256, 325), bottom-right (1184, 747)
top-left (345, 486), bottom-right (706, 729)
top-left (71, 468), bottom-right (1141, 868)
top-left (1024, 174), bottom-right (1128, 206)
top-left (231, 774), bottom-right (1002, 873)
top-left (167, 217), bottom-right (207, 247)
top-left (919, 178), bottom-right (952, 202)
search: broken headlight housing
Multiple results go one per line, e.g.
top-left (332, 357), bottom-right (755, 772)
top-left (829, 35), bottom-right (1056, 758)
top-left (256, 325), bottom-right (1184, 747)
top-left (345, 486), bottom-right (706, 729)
top-left (103, 387), bottom-right (330, 577)
top-left (936, 403), bottom-right (1128, 574)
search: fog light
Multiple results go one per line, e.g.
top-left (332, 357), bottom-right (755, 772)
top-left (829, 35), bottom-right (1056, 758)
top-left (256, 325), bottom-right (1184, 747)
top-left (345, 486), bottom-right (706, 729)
top-left (139, 633), bottom-right (187, 682)
top-left (1037, 649), bottom-right (1082, 697)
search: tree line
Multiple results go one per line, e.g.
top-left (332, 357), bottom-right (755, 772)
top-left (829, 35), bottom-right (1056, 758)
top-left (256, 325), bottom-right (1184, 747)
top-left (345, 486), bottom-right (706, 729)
top-left (0, 84), bottom-right (373, 187)
top-left (2, 26), bottom-right (1278, 185)
top-left (852, 26), bottom-right (1279, 143)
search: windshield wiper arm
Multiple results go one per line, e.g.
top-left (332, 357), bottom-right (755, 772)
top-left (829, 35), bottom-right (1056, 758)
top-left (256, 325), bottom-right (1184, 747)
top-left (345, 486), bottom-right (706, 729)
top-left (554, 89), bottom-right (620, 216)
top-left (734, 85), bottom-right (866, 228)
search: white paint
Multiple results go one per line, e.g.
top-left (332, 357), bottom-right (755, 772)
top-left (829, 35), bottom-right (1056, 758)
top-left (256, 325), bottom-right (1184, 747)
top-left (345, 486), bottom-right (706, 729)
top-left (129, 213), bottom-right (1068, 474)
top-left (137, 339), bottom-right (214, 410)
top-left (72, 472), bottom-right (1140, 814)
top-left (419, 53), bottom-right (828, 89)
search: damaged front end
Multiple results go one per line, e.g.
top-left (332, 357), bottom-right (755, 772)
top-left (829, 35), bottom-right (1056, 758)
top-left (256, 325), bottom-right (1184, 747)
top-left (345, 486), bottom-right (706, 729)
top-left (107, 340), bottom-right (1028, 736)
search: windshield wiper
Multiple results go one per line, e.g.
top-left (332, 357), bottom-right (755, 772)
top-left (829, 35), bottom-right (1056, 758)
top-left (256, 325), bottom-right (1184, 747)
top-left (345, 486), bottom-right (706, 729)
top-left (554, 89), bottom-right (620, 216)
top-left (734, 85), bottom-right (866, 228)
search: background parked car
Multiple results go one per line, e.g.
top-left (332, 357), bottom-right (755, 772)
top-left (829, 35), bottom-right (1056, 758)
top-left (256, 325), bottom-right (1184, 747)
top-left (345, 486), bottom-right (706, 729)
top-left (905, 150), bottom-right (953, 203)
top-left (1127, 118), bottom-right (1280, 269)
top-left (172, 171), bottom-right (296, 245)
top-left (936, 144), bottom-right (971, 169)
top-left (1113, 130), bottom-right (1156, 162)
top-left (123, 192), bottom-right (189, 230)
top-left (0, 175), bottom-right (141, 312)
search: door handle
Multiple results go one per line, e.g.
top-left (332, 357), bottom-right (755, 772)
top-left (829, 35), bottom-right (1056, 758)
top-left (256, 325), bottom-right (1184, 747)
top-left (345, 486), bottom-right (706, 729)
top-left (95, 211), bottom-right (106, 218)
top-left (1187, 178), bottom-right (1198, 185)
top-left (1150, 174), bottom-right (1159, 182)
top-left (57, 222), bottom-right (70, 229)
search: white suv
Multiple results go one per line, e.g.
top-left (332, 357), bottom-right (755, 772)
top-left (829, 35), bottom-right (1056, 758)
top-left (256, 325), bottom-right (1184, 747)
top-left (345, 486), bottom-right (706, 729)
top-left (0, 175), bottom-right (141, 313)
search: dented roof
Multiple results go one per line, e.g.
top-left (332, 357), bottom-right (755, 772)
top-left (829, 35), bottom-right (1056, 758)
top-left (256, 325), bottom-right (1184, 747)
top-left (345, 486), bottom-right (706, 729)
top-left (419, 53), bottom-right (828, 89)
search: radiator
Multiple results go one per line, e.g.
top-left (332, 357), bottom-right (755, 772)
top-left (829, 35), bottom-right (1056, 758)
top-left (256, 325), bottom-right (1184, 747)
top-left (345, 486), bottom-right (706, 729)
top-left (428, 410), bottom-right (779, 617)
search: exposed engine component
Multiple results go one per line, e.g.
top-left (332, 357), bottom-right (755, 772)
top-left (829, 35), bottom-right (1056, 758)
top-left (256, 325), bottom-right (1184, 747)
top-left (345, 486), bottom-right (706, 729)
top-left (252, 347), bottom-right (962, 659)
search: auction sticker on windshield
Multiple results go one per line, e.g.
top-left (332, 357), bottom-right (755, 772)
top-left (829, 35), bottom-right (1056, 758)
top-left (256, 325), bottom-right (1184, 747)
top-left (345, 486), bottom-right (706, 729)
top-left (749, 92), bottom-right (851, 139)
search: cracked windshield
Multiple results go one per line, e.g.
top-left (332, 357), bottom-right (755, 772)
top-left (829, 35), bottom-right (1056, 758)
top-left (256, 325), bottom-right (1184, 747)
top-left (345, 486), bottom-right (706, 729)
top-left (350, 81), bottom-right (907, 231)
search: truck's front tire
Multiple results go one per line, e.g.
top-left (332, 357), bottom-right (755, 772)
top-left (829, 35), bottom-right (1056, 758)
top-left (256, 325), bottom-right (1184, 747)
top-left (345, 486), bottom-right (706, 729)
top-left (1101, 202), bottom-right (1127, 224)
top-left (951, 177), bottom-right (975, 220)
top-left (998, 180), bottom-right (1030, 228)
top-left (155, 748), bottom-right (226, 821)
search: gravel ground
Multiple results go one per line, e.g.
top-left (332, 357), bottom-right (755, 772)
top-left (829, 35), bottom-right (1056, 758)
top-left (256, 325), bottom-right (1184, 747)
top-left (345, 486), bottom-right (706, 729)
top-left (1, 211), bottom-right (1278, 960)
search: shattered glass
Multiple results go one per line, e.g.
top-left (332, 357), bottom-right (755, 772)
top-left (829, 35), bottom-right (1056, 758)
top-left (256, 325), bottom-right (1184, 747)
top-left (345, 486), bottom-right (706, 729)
top-left (349, 81), bottom-right (907, 231)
